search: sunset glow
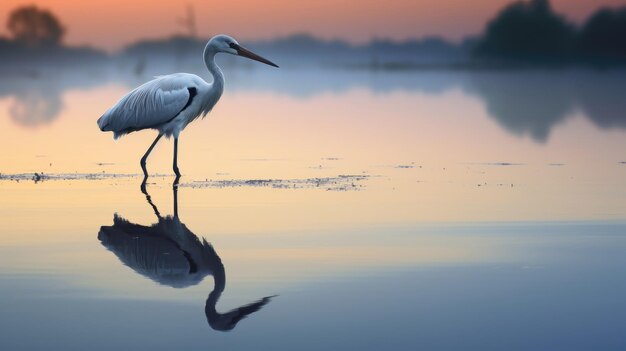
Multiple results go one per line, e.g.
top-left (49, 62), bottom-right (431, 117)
top-left (1, 0), bottom-right (625, 51)
top-left (2, 0), bottom-right (626, 348)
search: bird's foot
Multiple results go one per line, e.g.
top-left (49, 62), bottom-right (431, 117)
top-left (173, 165), bottom-right (181, 182)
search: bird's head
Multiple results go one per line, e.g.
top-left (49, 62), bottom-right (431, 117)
top-left (207, 34), bottom-right (279, 68)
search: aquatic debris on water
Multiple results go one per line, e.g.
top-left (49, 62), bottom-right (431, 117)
top-left (180, 175), bottom-right (369, 191)
top-left (481, 162), bottom-right (525, 166)
top-left (0, 172), bottom-right (137, 182)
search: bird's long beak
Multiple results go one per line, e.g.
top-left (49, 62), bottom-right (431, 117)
top-left (230, 43), bottom-right (279, 68)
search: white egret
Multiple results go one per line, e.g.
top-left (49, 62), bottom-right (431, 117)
top-left (97, 34), bottom-right (278, 185)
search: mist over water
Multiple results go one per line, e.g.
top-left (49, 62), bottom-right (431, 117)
top-left (2, 63), bottom-right (625, 144)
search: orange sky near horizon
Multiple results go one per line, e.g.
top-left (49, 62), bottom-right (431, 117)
top-left (1, 0), bottom-right (625, 52)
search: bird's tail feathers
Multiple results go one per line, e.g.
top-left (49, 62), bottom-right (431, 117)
top-left (97, 114), bottom-right (111, 132)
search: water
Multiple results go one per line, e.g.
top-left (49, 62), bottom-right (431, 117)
top-left (0, 66), bottom-right (625, 350)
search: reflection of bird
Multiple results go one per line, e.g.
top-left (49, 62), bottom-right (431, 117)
top-left (97, 34), bottom-right (278, 185)
top-left (98, 186), bottom-right (274, 331)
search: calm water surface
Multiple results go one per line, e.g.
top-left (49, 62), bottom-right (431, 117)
top-left (0, 67), bottom-right (625, 350)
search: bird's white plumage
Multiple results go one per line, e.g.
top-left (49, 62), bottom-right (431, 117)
top-left (96, 34), bottom-right (277, 179)
top-left (98, 73), bottom-right (211, 139)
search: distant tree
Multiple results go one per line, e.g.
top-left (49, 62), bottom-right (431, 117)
top-left (577, 7), bottom-right (626, 60)
top-left (475, 0), bottom-right (575, 61)
top-left (7, 5), bottom-right (65, 47)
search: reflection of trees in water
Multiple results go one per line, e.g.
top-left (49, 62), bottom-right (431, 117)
top-left (464, 72), bottom-right (575, 142)
top-left (216, 67), bottom-right (626, 143)
top-left (0, 70), bottom-right (109, 128)
top-left (7, 88), bottom-right (63, 127)
top-left (241, 68), bottom-right (626, 142)
top-left (575, 75), bottom-right (626, 130)
top-left (464, 71), bottom-right (626, 142)
top-left (1, 66), bottom-right (624, 141)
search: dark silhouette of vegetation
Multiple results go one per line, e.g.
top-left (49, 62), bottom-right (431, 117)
top-left (0, 5), bottom-right (105, 70)
top-left (1, 1), bottom-right (626, 70)
top-left (577, 7), bottom-right (626, 61)
top-left (475, 0), bottom-right (575, 61)
top-left (122, 35), bottom-right (201, 58)
top-left (7, 5), bottom-right (65, 48)
top-left (120, 33), bottom-right (471, 69)
top-left (68, 0), bottom-right (626, 68)
top-left (475, 0), bottom-right (626, 65)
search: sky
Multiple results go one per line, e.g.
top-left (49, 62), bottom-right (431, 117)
top-left (1, 0), bottom-right (626, 52)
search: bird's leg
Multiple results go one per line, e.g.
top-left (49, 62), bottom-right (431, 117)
top-left (140, 133), bottom-right (163, 188)
top-left (172, 179), bottom-right (179, 218)
top-left (173, 137), bottom-right (181, 183)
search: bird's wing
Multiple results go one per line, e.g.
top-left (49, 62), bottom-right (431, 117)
top-left (97, 215), bottom-right (199, 288)
top-left (98, 75), bottom-right (195, 137)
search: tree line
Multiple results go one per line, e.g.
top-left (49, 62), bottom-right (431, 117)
top-left (1, 1), bottom-right (625, 67)
top-left (475, 0), bottom-right (626, 63)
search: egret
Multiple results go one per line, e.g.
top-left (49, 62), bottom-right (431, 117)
top-left (97, 34), bottom-right (278, 186)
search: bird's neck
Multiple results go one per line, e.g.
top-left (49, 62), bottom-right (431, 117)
top-left (205, 269), bottom-right (226, 316)
top-left (203, 46), bottom-right (224, 97)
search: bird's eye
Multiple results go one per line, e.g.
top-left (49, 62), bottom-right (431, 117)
top-left (228, 42), bottom-right (238, 49)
